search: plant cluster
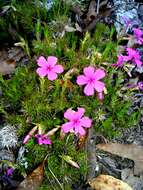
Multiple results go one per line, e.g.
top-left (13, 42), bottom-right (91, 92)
top-left (0, 0), bottom-right (142, 189)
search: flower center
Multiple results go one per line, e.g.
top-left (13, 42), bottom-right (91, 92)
top-left (37, 134), bottom-right (42, 138)
top-left (88, 77), bottom-right (95, 84)
top-left (73, 119), bottom-right (80, 125)
top-left (46, 65), bottom-right (52, 71)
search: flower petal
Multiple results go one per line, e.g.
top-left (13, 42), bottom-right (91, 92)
top-left (37, 56), bottom-right (47, 67)
top-left (76, 75), bottom-right (88, 85)
top-left (74, 126), bottom-right (86, 136)
top-left (64, 108), bottom-right (75, 120)
top-left (6, 168), bottom-right (14, 176)
top-left (53, 64), bottom-right (64, 73)
top-left (124, 55), bottom-right (131, 62)
top-left (111, 63), bottom-right (123, 67)
top-left (135, 59), bottom-right (142, 67)
top-left (74, 108), bottom-right (85, 120)
top-left (80, 117), bottom-right (92, 128)
top-left (138, 82), bottom-right (143, 90)
top-left (136, 39), bottom-right (143, 45)
top-left (83, 66), bottom-right (95, 77)
top-left (47, 71), bottom-right (57, 81)
top-left (133, 28), bottom-right (143, 41)
top-left (126, 48), bottom-right (140, 60)
top-left (111, 55), bottom-right (125, 67)
top-left (42, 138), bottom-right (51, 145)
top-left (62, 122), bottom-right (73, 133)
top-left (37, 138), bottom-right (43, 145)
top-left (47, 56), bottom-right (57, 67)
top-left (94, 69), bottom-right (105, 80)
top-left (36, 68), bottom-right (48, 77)
top-left (84, 84), bottom-right (94, 96)
top-left (94, 81), bottom-right (105, 92)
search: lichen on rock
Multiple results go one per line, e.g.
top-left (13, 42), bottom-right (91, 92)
top-left (0, 125), bottom-right (18, 149)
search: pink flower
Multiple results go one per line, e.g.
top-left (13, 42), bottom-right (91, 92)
top-left (124, 48), bottom-right (142, 67)
top-left (133, 28), bottom-right (143, 45)
top-left (112, 55), bottom-right (125, 67)
top-left (35, 134), bottom-right (51, 145)
top-left (36, 56), bottom-right (64, 80)
top-left (62, 107), bottom-right (92, 136)
top-left (76, 66), bottom-right (106, 96)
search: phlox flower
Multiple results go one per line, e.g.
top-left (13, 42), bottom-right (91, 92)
top-left (62, 108), bottom-right (92, 136)
top-left (76, 66), bottom-right (106, 96)
top-left (133, 28), bottom-right (143, 45)
top-left (124, 48), bottom-right (142, 67)
top-left (112, 54), bottom-right (125, 67)
top-left (36, 56), bottom-right (64, 80)
top-left (35, 134), bottom-right (51, 145)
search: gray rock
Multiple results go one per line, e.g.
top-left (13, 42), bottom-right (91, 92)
top-left (0, 149), bottom-right (15, 162)
top-left (112, 0), bottom-right (140, 34)
top-left (138, 4), bottom-right (143, 22)
top-left (122, 168), bottom-right (143, 190)
top-left (113, 123), bottom-right (143, 146)
top-left (98, 155), bottom-right (121, 178)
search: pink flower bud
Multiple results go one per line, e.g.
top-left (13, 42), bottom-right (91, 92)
top-left (46, 126), bottom-right (60, 137)
top-left (98, 92), bottom-right (104, 101)
top-left (23, 126), bottom-right (38, 144)
top-left (23, 134), bottom-right (31, 144)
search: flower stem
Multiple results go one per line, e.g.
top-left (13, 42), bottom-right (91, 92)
top-left (60, 79), bottom-right (67, 110)
top-left (40, 78), bottom-right (45, 94)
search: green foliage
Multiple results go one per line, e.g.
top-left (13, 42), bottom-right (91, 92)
top-left (42, 135), bottom-right (87, 190)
